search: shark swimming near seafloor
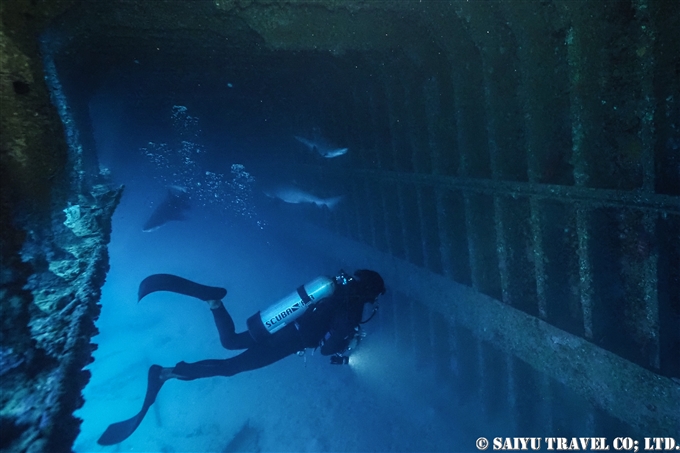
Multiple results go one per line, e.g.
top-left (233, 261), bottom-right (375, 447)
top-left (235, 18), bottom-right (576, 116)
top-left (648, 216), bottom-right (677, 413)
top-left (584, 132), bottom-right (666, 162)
top-left (142, 186), bottom-right (191, 232)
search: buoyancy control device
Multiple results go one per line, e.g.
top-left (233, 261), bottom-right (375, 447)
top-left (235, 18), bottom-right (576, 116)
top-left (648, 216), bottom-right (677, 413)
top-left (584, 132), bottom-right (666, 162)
top-left (246, 274), bottom-right (344, 342)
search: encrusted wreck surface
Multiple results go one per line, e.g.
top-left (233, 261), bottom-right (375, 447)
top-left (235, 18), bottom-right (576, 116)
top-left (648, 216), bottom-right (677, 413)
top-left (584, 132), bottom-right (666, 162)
top-left (2, 1), bottom-right (121, 451)
top-left (0, 184), bottom-right (122, 452)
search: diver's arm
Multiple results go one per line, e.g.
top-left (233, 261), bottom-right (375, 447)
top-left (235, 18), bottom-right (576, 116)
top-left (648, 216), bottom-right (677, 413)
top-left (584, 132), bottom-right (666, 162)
top-left (319, 329), bottom-right (352, 356)
top-left (319, 304), bottom-right (362, 355)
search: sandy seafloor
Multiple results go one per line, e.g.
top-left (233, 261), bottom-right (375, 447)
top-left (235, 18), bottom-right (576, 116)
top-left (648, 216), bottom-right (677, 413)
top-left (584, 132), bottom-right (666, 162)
top-left (73, 178), bottom-right (464, 453)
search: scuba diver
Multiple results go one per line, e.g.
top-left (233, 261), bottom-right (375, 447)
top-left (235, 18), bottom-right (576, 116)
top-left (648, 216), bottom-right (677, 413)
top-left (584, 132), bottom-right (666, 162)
top-left (98, 269), bottom-right (386, 445)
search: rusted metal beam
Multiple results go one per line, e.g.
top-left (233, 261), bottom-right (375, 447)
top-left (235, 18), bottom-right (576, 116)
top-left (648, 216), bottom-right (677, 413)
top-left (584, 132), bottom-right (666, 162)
top-left (530, 198), bottom-right (549, 320)
top-left (318, 167), bottom-right (680, 215)
top-left (575, 206), bottom-right (595, 340)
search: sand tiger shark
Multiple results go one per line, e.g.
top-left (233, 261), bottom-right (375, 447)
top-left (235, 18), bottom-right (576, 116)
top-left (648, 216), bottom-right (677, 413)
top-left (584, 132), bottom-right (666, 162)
top-left (142, 186), bottom-right (191, 232)
top-left (264, 185), bottom-right (343, 209)
top-left (294, 135), bottom-right (348, 159)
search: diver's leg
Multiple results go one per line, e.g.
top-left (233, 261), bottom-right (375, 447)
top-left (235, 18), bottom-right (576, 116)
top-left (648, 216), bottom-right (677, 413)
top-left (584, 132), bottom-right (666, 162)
top-left (167, 342), bottom-right (298, 380)
top-left (209, 300), bottom-right (255, 350)
top-left (98, 365), bottom-right (165, 445)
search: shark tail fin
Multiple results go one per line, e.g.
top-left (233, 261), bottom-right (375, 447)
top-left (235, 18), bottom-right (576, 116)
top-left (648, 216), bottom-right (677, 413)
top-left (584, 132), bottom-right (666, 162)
top-left (323, 196), bottom-right (344, 210)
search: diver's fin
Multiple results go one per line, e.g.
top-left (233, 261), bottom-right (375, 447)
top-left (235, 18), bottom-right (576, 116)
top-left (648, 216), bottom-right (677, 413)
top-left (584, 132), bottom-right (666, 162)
top-left (138, 274), bottom-right (227, 302)
top-left (97, 365), bottom-right (164, 445)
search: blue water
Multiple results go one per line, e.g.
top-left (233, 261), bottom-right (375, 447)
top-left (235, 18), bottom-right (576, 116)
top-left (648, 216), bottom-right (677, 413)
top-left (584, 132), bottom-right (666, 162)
top-left (73, 101), bottom-right (463, 452)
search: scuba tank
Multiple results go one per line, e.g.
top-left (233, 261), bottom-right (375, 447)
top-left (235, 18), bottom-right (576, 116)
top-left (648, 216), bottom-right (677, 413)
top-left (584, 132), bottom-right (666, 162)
top-left (246, 275), bottom-right (337, 342)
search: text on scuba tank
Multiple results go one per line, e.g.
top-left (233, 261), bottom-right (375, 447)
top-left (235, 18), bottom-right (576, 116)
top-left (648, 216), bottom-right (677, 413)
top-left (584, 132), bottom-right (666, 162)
top-left (265, 300), bottom-right (306, 328)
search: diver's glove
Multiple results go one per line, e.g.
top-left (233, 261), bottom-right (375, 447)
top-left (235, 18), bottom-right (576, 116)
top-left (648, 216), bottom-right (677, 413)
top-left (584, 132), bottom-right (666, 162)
top-left (330, 354), bottom-right (350, 365)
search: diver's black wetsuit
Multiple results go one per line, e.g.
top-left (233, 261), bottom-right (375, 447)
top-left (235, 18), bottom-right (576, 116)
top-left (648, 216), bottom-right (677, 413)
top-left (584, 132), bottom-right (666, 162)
top-left (97, 270), bottom-right (385, 446)
top-left (172, 283), bottom-right (365, 380)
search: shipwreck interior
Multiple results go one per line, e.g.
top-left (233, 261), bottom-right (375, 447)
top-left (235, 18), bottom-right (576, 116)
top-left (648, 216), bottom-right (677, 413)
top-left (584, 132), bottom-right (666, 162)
top-left (1, 0), bottom-right (679, 452)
